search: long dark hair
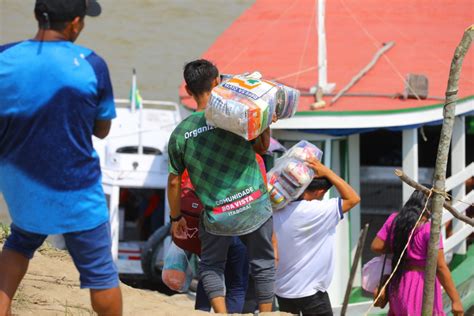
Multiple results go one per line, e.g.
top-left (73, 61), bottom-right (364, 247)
top-left (390, 189), bottom-right (430, 290)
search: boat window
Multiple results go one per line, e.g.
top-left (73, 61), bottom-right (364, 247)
top-left (116, 146), bottom-right (162, 155)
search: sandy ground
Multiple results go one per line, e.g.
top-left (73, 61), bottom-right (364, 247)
top-left (0, 194), bottom-right (9, 225)
top-left (0, 226), bottom-right (288, 316)
top-left (0, 242), bottom-right (197, 315)
top-left (0, 196), bottom-right (291, 315)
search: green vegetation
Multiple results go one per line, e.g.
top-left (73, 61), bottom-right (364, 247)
top-left (0, 223), bottom-right (10, 243)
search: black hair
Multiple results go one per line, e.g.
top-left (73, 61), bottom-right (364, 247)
top-left (307, 177), bottom-right (333, 191)
top-left (183, 59), bottom-right (219, 96)
top-left (390, 188), bottom-right (431, 291)
top-left (297, 177), bottom-right (332, 200)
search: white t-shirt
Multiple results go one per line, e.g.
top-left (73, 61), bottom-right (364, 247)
top-left (273, 198), bottom-right (343, 298)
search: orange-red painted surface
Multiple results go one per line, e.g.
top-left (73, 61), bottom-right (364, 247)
top-left (179, 0), bottom-right (474, 114)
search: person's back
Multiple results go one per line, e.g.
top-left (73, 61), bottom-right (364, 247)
top-left (0, 1), bottom-right (122, 314)
top-left (372, 191), bottom-right (463, 316)
top-left (274, 198), bottom-right (342, 297)
top-left (273, 158), bottom-right (360, 316)
top-left (169, 111), bottom-right (271, 235)
top-left (378, 213), bottom-right (434, 267)
top-left (168, 59), bottom-right (275, 313)
top-left (0, 40), bottom-right (114, 233)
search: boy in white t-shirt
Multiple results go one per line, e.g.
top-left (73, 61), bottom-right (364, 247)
top-left (273, 158), bottom-right (360, 315)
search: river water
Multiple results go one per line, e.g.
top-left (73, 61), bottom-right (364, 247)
top-left (0, 0), bottom-right (254, 223)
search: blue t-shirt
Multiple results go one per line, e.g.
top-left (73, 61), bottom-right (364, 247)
top-left (0, 40), bottom-right (116, 234)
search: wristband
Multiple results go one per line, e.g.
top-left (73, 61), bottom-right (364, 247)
top-left (170, 214), bottom-right (183, 222)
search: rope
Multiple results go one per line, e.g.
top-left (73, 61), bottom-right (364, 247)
top-left (364, 190), bottom-right (433, 316)
top-left (369, 8), bottom-right (474, 86)
top-left (455, 199), bottom-right (474, 207)
top-left (429, 186), bottom-right (474, 208)
top-left (442, 190), bottom-right (474, 208)
top-left (293, 0), bottom-right (316, 87)
top-left (273, 65), bottom-right (321, 82)
top-left (339, 0), bottom-right (421, 101)
top-left (221, 0), bottom-right (299, 71)
top-left (431, 188), bottom-right (451, 201)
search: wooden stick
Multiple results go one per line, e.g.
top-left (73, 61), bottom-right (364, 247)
top-left (330, 41), bottom-right (395, 105)
top-left (394, 169), bottom-right (474, 226)
top-left (421, 25), bottom-right (474, 316)
top-left (341, 223), bottom-right (370, 316)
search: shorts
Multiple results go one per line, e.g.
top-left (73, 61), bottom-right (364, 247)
top-left (3, 221), bottom-right (119, 290)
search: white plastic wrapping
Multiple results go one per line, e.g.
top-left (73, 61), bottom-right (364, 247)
top-left (278, 140), bottom-right (323, 162)
top-left (274, 84), bottom-right (300, 119)
top-left (206, 73), bottom-right (300, 140)
top-left (362, 256), bottom-right (392, 293)
top-left (206, 74), bottom-right (279, 140)
top-left (267, 141), bottom-right (323, 210)
top-left (162, 241), bottom-right (194, 293)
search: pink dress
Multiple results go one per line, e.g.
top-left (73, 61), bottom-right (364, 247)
top-left (377, 213), bottom-right (445, 316)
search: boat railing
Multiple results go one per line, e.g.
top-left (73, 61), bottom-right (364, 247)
top-left (441, 162), bottom-right (474, 255)
top-left (114, 98), bottom-right (182, 126)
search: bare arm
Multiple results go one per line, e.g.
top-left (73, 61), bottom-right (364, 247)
top-left (167, 173), bottom-right (182, 219)
top-left (167, 173), bottom-right (187, 239)
top-left (252, 127), bottom-right (270, 155)
top-left (436, 249), bottom-right (464, 315)
top-left (93, 120), bottom-right (112, 139)
top-left (306, 158), bottom-right (360, 213)
top-left (371, 236), bottom-right (389, 254)
top-left (272, 232), bottom-right (279, 267)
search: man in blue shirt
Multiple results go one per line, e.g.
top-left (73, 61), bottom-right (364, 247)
top-left (0, 1), bottom-right (122, 314)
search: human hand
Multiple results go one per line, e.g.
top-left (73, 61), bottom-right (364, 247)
top-left (272, 232), bottom-right (279, 268)
top-left (272, 113), bottom-right (278, 123)
top-left (171, 217), bottom-right (188, 240)
top-left (305, 157), bottom-right (330, 177)
top-left (452, 300), bottom-right (464, 316)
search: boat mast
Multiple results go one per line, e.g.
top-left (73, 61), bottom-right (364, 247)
top-left (131, 68), bottom-right (144, 155)
top-left (316, 0), bottom-right (335, 93)
top-left (131, 68), bottom-right (137, 113)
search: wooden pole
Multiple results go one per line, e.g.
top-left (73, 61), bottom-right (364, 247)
top-left (341, 223), bottom-right (369, 316)
top-left (330, 41), bottom-right (395, 105)
top-left (421, 25), bottom-right (474, 316)
top-left (394, 169), bottom-right (474, 226)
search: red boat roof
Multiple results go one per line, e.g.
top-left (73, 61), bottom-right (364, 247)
top-left (179, 0), bottom-right (474, 119)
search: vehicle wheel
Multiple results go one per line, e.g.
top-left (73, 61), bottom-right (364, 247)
top-left (141, 223), bottom-right (171, 283)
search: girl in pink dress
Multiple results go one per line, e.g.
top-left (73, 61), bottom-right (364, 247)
top-left (371, 189), bottom-right (463, 316)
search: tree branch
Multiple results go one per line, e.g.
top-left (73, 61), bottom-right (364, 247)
top-left (394, 169), bottom-right (474, 226)
top-left (330, 41), bottom-right (395, 105)
top-left (421, 25), bottom-right (474, 316)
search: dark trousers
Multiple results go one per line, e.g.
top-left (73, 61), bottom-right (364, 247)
top-left (195, 236), bottom-right (249, 313)
top-left (199, 217), bottom-right (275, 304)
top-left (277, 291), bottom-right (333, 316)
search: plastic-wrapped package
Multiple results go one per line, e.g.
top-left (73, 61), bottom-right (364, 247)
top-left (207, 72), bottom-right (300, 139)
top-left (281, 159), bottom-right (314, 191)
top-left (206, 74), bottom-right (280, 140)
top-left (267, 159), bottom-right (315, 210)
top-left (362, 256), bottom-right (392, 293)
top-left (162, 241), bottom-right (194, 293)
top-left (222, 72), bottom-right (299, 120)
top-left (219, 73), bottom-right (234, 83)
top-left (274, 84), bottom-right (300, 119)
top-left (278, 140), bottom-right (323, 163)
top-left (267, 141), bottom-right (323, 210)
